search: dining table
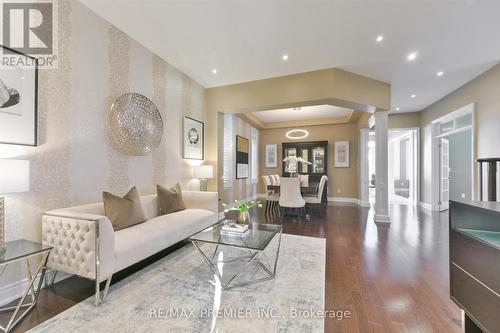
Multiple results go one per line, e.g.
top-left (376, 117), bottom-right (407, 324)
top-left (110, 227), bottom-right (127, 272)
top-left (267, 183), bottom-right (319, 196)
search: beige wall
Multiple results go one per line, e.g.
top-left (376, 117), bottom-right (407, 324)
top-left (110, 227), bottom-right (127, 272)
top-left (418, 63), bottom-right (500, 204)
top-left (389, 112), bottom-right (421, 129)
top-left (357, 111), bottom-right (422, 130)
top-left (259, 123), bottom-right (360, 199)
top-left (421, 63), bottom-right (500, 158)
top-left (206, 68), bottom-right (391, 201)
top-left (0, 0), bottom-right (206, 300)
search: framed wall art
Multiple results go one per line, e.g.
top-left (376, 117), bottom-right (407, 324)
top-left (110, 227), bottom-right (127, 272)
top-left (0, 45), bottom-right (38, 146)
top-left (265, 144), bottom-right (277, 168)
top-left (334, 141), bottom-right (350, 168)
top-left (183, 116), bottom-right (204, 160)
top-left (236, 135), bottom-right (249, 179)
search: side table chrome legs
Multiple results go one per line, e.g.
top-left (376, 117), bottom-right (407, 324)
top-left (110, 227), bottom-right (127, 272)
top-left (0, 252), bottom-right (50, 333)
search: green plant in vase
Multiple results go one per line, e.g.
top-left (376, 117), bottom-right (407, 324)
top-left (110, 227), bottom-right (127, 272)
top-left (223, 199), bottom-right (263, 224)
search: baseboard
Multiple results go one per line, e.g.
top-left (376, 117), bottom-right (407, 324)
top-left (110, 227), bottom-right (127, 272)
top-left (327, 196), bottom-right (359, 204)
top-left (0, 277), bottom-right (30, 307)
top-left (0, 270), bottom-right (72, 307)
top-left (374, 214), bottom-right (391, 224)
top-left (418, 201), bottom-right (432, 210)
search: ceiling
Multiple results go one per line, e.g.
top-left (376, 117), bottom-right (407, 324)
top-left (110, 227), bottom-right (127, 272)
top-left (252, 105), bottom-right (352, 123)
top-left (79, 0), bottom-right (500, 113)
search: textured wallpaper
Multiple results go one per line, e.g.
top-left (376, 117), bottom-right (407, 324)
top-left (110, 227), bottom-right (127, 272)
top-left (0, 0), bottom-right (206, 292)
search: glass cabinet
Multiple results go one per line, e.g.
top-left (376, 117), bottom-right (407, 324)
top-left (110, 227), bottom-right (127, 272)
top-left (282, 141), bottom-right (328, 201)
top-left (312, 147), bottom-right (325, 173)
top-left (284, 147), bottom-right (297, 173)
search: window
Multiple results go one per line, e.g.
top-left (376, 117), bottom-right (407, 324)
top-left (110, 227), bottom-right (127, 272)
top-left (456, 113), bottom-right (472, 128)
top-left (439, 114), bottom-right (472, 135)
top-left (223, 114), bottom-right (233, 188)
top-left (439, 120), bottom-right (454, 134)
top-left (250, 127), bottom-right (258, 183)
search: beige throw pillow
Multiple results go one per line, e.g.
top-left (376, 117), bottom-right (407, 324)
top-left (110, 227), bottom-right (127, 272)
top-left (157, 183), bottom-right (185, 215)
top-left (103, 187), bottom-right (147, 231)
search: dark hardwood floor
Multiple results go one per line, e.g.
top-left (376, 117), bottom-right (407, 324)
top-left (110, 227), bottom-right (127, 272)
top-left (257, 203), bottom-right (461, 332)
top-left (1, 203), bottom-right (461, 333)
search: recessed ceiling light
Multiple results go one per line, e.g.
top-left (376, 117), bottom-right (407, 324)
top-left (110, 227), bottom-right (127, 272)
top-left (376, 35), bottom-right (384, 42)
top-left (396, 107), bottom-right (400, 111)
top-left (437, 71), bottom-right (444, 77)
top-left (407, 52), bottom-right (418, 61)
top-left (282, 54), bottom-right (289, 61)
top-left (211, 69), bottom-right (217, 74)
top-left (293, 107), bottom-right (301, 110)
top-left (411, 94), bottom-right (416, 98)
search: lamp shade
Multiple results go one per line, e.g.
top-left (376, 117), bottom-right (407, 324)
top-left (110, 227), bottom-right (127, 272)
top-left (0, 159), bottom-right (30, 194)
top-left (193, 165), bottom-right (213, 179)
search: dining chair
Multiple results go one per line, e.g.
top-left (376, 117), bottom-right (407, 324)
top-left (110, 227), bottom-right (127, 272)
top-left (279, 177), bottom-right (305, 217)
top-left (269, 175), bottom-right (277, 185)
top-left (262, 175), bottom-right (279, 213)
top-left (299, 174), bottom-right (309, 187)
top-left (275, 174), bottom-right (280, 185)
top-left (304, 175), bottom-right (328, 214)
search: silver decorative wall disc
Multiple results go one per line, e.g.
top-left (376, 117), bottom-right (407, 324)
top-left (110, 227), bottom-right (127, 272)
top-left (108, 93), bottom-right (163, 156)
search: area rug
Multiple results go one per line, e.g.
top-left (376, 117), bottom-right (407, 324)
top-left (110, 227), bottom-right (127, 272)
top-left (29, 234), bottom-right (325, 333)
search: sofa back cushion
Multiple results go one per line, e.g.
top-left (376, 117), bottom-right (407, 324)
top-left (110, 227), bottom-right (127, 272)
top-left (48, 190), bottom-right (198, 221)
top-left (65, 202), bottom-right (105, 215)
top-left (103, 187), bottom-right (147, 231)
top-left (157, 183), bottom-right (185, 215)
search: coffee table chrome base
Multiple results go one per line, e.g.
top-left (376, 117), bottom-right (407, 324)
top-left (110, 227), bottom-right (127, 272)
top-left (192, 232), bottom-right (282, 291)
top-left (0, 252), bottom-right (50, 333)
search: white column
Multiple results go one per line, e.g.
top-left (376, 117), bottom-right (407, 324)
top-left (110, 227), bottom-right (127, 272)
top-left (359, 128), bottom-right (370, 206)
top-left (374, 111), bottom-right (390, 223)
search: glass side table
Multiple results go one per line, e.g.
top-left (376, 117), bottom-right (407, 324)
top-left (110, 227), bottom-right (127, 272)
top-left (0, 240), bottom-right (52, 333)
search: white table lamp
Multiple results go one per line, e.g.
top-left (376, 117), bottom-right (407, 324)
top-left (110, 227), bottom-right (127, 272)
top-left (0, 159), bottom-right (30, 252)
top-left (193, 165), bottom-right (213, 191)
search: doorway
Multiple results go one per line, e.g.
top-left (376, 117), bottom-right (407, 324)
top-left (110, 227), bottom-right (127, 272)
top-left (368, 132), bottom-right (376, 204)
top-left (365, 128), bottom-right (419, 206)
top-left (431, 104), bottom-right (474, 211)
top-left (388, 128), bottom-right (419, 205)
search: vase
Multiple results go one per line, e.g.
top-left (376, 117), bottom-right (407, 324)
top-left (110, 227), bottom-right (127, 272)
top-left (237, 211), bottom-right (251, 224)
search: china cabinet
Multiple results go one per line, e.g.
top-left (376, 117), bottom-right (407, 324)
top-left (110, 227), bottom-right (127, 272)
top-left (282, 141), bottom-right (328, 201)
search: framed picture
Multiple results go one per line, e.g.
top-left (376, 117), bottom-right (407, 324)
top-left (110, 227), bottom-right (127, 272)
top-left (0, 45), bottom-right (38, 146)
top-left (236, 135), bottom-right (249, 179)
top-left (183, 116), bottom-right (204, 160)
top-left (265, 144), bottom-right (278, 168)
top-left (334, 141), bottom-right (350, 167)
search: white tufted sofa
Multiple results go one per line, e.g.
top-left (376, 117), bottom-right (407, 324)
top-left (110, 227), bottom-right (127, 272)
top-left (42, 191), bottom-right (218, 306)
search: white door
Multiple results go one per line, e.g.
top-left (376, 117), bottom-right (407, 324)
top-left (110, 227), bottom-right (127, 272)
top-left (440, 138), bottom-right (450, 211)
top-left (407, 131), bottom-right (415, 204)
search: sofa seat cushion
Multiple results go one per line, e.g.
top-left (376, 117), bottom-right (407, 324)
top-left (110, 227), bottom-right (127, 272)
top-left (113, 208), bottom-right (215, 273)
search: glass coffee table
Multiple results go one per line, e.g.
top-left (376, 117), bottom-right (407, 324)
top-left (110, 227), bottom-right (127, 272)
top-left (189, 221), bottom-right (283, 290)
